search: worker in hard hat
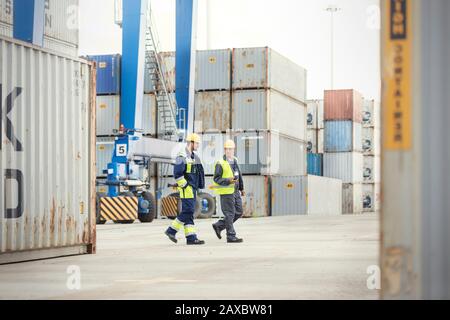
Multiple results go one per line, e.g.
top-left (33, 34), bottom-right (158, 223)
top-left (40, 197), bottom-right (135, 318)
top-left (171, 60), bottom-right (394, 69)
top-left (212, 139), bottom-right (245, 243)
top-left (165, 133), bottom-right (206, 245)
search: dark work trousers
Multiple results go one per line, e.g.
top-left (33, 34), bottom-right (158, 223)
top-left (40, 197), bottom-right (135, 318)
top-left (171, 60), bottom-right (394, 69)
top-left (214, 191), bottom-right (243, 239)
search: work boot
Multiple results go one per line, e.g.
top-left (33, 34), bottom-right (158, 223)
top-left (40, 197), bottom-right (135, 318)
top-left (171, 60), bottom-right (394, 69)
top-left (164, 230), bottom-right (178, 244)
top-left (212, 224), bottom-right (222, 240)
top-left (187, 239), bottom-right (206, 245)
top-left (227, 237), bottom-right (243, 243)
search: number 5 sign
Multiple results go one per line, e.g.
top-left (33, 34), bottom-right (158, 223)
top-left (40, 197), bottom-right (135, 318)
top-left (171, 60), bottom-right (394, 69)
top-left (116, 144), bottom-right (127, 157)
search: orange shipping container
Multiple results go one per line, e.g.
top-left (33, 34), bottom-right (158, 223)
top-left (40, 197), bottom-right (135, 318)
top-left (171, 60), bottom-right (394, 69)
top-left (324, 89), bottom-right (363, 123)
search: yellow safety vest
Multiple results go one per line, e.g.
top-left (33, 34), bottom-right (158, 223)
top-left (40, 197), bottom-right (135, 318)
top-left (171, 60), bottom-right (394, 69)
top-left (213, 159), bottom-right (237, 195)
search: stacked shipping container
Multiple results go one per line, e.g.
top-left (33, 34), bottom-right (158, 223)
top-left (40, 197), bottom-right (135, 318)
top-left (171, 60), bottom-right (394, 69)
top-left (362, 99), bottom-right (381, 212)
top-left (306, 100), bottom-right (324, 176)
top-left (323, 89), bottom-right (364, 214)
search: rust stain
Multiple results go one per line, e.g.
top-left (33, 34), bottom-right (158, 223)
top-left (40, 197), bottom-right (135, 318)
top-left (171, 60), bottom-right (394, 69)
top-left (382, 246), bottom-right (414, 298)
top-left (50, 198), bottom-right (56, 234)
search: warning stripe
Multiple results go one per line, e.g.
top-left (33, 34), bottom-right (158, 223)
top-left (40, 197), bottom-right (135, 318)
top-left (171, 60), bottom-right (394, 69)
top-left (161, 196), bottom-right (178, 217)
top-left (100, 197), bottom-right (138, 221)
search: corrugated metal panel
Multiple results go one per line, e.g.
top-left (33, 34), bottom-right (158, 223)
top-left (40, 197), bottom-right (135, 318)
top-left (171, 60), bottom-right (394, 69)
top-left (342, 183), bottom-right (363, 214)
top-left (362, 127), bottom-right (381, 156)
top-left (142, 94), bottom-right (156, 136)
top-left (324, 121), bottom-right (362, 153)
top-left (194, 91), bottom-right (231, 132)
top-left (86, 55), bottom-right (121, 95)
top-left (307, 100), bottom-right (318, 129)
top-left (195, 49), bottom-right (231, 91)
top-left (324, 89), bottom-right (363, 123)
top-left (0, 36), bottom-right (95, 262)
top-left (317, 100), bottom-right (324, 129)
top-left (235, 131), bottom-right (307, 176)
top-left (0, 0), bottom-right (79, 45)
top-left (271, 175), bottom-right (342, 216)
top-left (95, 137), bottom-right (114, 177)
top-left (363, 155), bottom-right (381, 183)
top-left (362, 99), bottom-right (380, 128)
top-left (307, 153), bottom-right (323, 176)
top-left (197, 132), bottom-right (232, 175)
top-left (317, 129), bottom-right (324, 154)
top-left (362, 183), bottom-right (380, 212)
top-left (307, 129), bottom-right (317, 153)
top-left (96, 95), bottom-right (120, 136)
top-left (324, 152), bottom-right (363, 184)
top-left (241, 176), bottom-right (270, 218)
top-left (232, 89), bottom-right (307, 141)
top-left (159, 51), bottom-right (175, 92)
top-left (232, 47), bottom-right (307, 103)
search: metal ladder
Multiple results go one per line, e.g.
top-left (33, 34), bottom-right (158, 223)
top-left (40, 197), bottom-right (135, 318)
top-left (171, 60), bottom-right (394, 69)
top-left (144, 8), bottom-right (183, 201)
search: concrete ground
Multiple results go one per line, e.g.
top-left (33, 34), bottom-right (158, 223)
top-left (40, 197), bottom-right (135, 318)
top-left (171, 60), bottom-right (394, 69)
top-left (0, 214), bottom-right (380, 300)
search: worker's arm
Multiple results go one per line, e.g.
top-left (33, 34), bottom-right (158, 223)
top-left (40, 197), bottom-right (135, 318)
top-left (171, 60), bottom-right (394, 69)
top-left (213, 163), bottom-right (232, 186)
top-left (238, 167), bottom-right (244, 192)
top-left (174, 156), bottom-right (188, 188)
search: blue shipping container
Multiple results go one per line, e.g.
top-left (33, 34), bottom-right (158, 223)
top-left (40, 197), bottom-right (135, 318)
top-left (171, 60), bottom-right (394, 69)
top-left (87, 54), bottom-right (121, 95)
top-left (307, 153), bottom-right (323, 176)
top-left (324, 120), bottom-right (362, 153)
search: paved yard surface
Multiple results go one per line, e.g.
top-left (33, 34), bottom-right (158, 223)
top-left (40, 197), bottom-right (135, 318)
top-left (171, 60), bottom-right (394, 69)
top-left (0, 214), bottom-right (380, 300)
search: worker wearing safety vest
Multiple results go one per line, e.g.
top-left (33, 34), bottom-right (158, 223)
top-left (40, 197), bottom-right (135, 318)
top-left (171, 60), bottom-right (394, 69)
top-left (165, 133), bottom-right (206, 245)
top-left (212, 139), bottom-right (245, 243)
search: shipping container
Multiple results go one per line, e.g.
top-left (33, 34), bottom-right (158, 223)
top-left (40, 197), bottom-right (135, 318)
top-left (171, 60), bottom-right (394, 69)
top-left (232, 89), bottom-right (307, 141)
top-left (142, 94), bottom-right (157, 136)
top-left (234, 131), bottom-right (307, 176)
top-left (271, 175), bottom-right (342, 216)
top-left (342, 183), bottom-right (363, 214)
top-left (317, 100), bottom-right (324, 129)
top-left (362, 127), bottom-right (381, 156)
top-left (86, 55), bottom-right (121, 95)
top-left (307, 153), bottom-right (323, 176)
top-left (317, 129), bottom-right (324, 154)
top-left (362, 99), bottom-right (380, 128)
top-left (324, 89), bottom-right (363, 123)
top-left (241, 176), bottom-right (270, 218)
top-left (96, 137), bottom-right (114, 177)
top-left (159, 51), bottom-right (176, 92)
top-left (96, 95), bottom-right (120, 136)
top-left (307, 129), bottom-right (317, 153)
top-left (232, 47), bottom-right (307, 103)
top-left (197, 132), bottom-right (233, 175)
top-left (324, 152), bottom-right (363, 184)
top-left (324, 121), bottom-right (362, 153)
top-left (363, 155), bottom-right (381, 183)
top-left (0, 36), bottom-right (95, 264)
top-left (362, 183), bottom-right (381, 212)
top-left (195, 49), bottom-right (231, 91)
top-left (307, 100), bottom-right (318, 129)
top-left (194, 91), bottom-right (231, 132)
top-left (0, 0), bottom-right (79, 53)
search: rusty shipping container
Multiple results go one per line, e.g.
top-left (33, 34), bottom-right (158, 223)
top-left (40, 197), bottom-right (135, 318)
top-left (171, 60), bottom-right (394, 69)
top-left (232, 47), bottom-right (307, 103)
top-left (194, 91), bottom-right (231, 133)
top-left (0, 36), bottom-right (96, 264)
top-left (195, 49), bottom-right (232, 91)
top-left (324, 89), bottom-right (363, 123)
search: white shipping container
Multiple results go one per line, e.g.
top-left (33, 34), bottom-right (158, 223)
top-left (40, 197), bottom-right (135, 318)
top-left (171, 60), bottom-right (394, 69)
top-left (307, 100), bottom-right (318, 129)
top-left (142, 94), bottom-right (157, 136)
top-left (233, 47), bottom-right (307, 103)
top-left (194, 91), bottom-right (231, 133)
top-left (96, 96), bottom-right (120, 136)
top-left (307, 129), bottom-right (317, 153)
top-left (362, 99), bottom-right (380, 128)
top-left (0, 36), bottom-right (95, 264)
top-left (324, 152), bottom-right (364, 184)
top-left (362, 127), bottom-right (381, 156)
top-left (195, 49), bottom-right (231, 91)
top-left (317, 129), bottom-right (324, 154)
top-left (317, 100), bottom-right (324, 129)
top-left (232, 89), bottom-right (307, 141)
top-left (363, 155), bottom-right (381, 183)
top-left (0, 0), bottom-right (79, 46)
top-left (342, 183), bottom-right (363, 214)
top-left (363, 183), bottom-right (381, 212)
top-left (271, 175), bottom-right (342, 216)
top-left (96, 137), bottom-right (114, 177)
top-left (159, 51), bottom-right (175, 92)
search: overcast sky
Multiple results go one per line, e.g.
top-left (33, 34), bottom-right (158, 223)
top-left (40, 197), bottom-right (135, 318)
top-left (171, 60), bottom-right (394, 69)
top-left (79, 0), bottom-right (380, 100)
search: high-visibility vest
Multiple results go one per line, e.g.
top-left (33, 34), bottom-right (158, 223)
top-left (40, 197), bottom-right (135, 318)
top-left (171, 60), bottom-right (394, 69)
top-left (213, 159), bottom-right (237, 195)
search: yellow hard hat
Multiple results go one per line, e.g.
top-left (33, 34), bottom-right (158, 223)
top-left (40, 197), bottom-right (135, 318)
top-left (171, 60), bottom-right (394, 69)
top-left (224, 139), bottom-right (236, 149)
top-left (186, 133), bottom-right (201, 143)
